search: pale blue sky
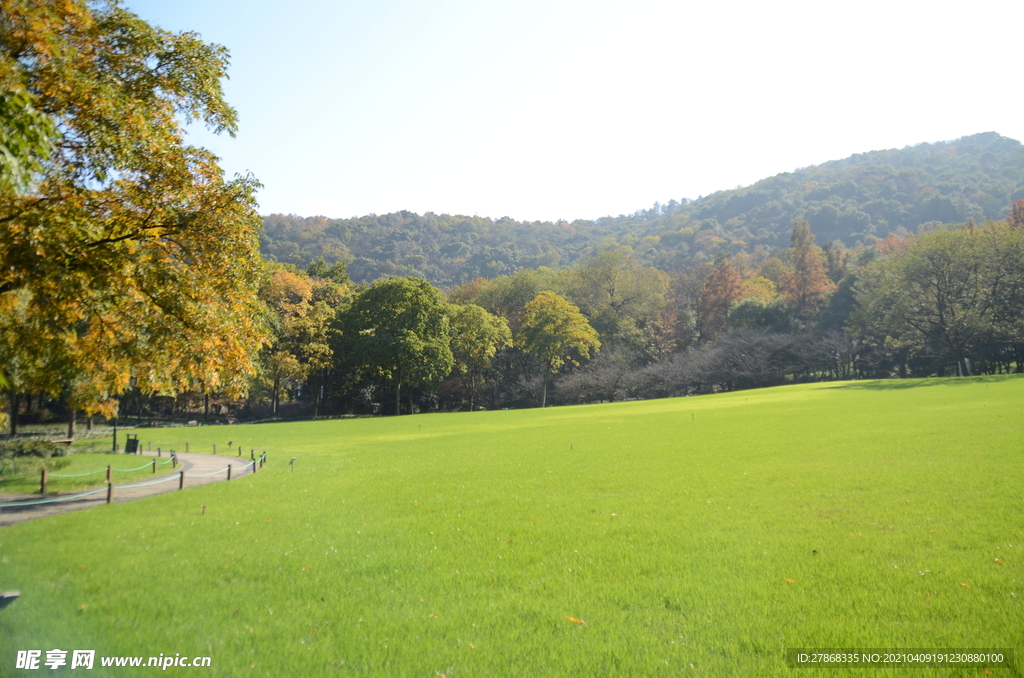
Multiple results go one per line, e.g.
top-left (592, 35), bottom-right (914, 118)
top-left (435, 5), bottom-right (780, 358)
top-left (125, 0), bottom-right (1024, 222)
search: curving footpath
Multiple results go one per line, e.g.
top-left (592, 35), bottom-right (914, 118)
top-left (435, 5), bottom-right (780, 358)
top-left (0, 451), bottom-right (261, 526)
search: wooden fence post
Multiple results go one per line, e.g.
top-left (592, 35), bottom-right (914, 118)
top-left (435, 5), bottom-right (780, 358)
top-left (227, 465), bottom-right (232, 481)
top-left (213, 444), bottom-right (217, 455)
top-left (178, 471), bottom-right (185, 489)
top-left (237, 446), bottom-right (242, 457)
top-left (186, 442), bottom-right (190, 453)
top-left (106, 465), bottom-right (111, 483)
top-left (172, 453), bottom-right (176, 469)
top-left (152, 459), bottom-right (157, 474)
top-left (106, 482), bottom-right (113, 504)
top-left (40, 469), bottom-right (47, 495)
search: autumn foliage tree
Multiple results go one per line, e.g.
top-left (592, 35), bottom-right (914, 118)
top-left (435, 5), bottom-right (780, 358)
top-left (780, 221), bottom-right (835, 318)
top-left (697, 258), bottom-right (744, 343)
top-left (0, 0), bottom-right (267, 421)
top-left (258, 267), bottom-right (313, 415)
top-left (254, 265), bottom-right (347, 416)
top-left (1009, 199), bottom-right (1024, 230)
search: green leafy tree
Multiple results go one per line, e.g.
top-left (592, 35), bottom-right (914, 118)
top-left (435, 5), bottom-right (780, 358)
top-left (851, 223), bottom-right (1024, 376)
top-left (339, 277), bottom-right (453, 415)
top-left (518, 291), bottom-right (600, 407)
top-left (307, 257), bottom-right (351, 285)
top-left (0, 0), bottom-right (267, 413)
top-left (568, 246), bottom-right (670, 357)
top-left (449, 304), bottom-right (512, 410)
top-left (473, 268), bottom-right (566, 335)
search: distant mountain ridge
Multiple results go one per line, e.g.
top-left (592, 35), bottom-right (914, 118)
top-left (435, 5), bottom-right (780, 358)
top-left (262, 132), bottom-right (1024, 287)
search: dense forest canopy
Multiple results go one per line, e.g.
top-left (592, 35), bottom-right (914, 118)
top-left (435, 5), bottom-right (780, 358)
top-left (262, 132), bottom-right (1024, 287)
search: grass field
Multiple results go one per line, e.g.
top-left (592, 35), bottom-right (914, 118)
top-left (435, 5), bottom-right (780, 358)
top-left (1, 377), bottom-right (1022, 676)
top-left (0, 453), bottom-right (179, 496)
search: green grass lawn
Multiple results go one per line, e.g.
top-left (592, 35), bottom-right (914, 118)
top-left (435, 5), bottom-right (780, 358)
top-left (1, 377), bottom-right (1022, 676)
top-left (0, 453), bottom-right (179, 496)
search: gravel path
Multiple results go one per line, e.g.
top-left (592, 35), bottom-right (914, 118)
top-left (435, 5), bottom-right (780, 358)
top-left (0, 451), bottom-right (262, 526)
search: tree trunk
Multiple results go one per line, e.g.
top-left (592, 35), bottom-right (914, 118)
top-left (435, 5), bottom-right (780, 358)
top-left (272, 376), bottom-right (280, 415)
top-left (8, 391), bottom-right (19, 437)
top-left (541, 376), bottom-right (547, 408)
top-left (469, 372), bottom-right (477, 411)
top-left (67, 409), bottom-right (77, 441)
top-left (87, 415), bottom-right (93, 431)
top-left (394, 381), bottom-right (402, 416)
top-left (204, 393), bottom-right (210, 419)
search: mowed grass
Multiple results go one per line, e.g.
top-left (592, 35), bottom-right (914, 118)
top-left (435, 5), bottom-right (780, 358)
top-left (1, 377), bottom-right (1022, 677)
top-left (0, 453), bottom-right (179, 496)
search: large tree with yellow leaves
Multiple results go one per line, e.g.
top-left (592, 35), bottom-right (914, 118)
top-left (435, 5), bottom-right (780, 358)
top-left (0, 0), bottom-right (267, 422)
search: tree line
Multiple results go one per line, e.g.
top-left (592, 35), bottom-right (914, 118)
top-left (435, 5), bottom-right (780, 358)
top-left (58, 209), bottom-right (1023, 426)
top-left (241, 212), bottom-right (1024, 419)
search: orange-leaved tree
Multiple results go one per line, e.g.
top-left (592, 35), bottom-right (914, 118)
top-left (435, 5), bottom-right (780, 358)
top-left (697, 257), bottom-right (744, 343)
top-left (779, 221), bottom-right (835, 318)
top-left (1009, 199), bottom-right (1024, 230)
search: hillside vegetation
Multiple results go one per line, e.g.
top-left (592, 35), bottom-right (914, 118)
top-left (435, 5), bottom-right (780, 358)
top-left (262, 132), bottom-right (1024, 287)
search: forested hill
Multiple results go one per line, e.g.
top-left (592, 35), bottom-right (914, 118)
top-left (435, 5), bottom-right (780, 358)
top-left (262, 132), bottom-right (1024, 287)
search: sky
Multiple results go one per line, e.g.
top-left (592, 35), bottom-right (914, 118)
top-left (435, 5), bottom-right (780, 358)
top-left (125, 0), bottom-right (1024, 222)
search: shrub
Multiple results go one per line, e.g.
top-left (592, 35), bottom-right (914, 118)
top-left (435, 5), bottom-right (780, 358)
top-left (0, 440), bottom-right (67, 460)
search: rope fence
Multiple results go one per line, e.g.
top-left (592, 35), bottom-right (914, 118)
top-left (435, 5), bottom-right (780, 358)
top-left (1, 451), bottom-right (267, 511)
top-left (188, 467), bottom-right (231, 478)
top-left (50, 458), bottom-right (162, 477)
top-left (117, 474), bottom-right (186, 490)
top-left (2, 454), bottom-right (179, 485)
top-left (46, 468), bottom-right (108, 478)
top-left (0, 487), bottom-right (109, 508)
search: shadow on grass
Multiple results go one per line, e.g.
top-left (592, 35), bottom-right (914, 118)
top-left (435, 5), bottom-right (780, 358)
top-left (825, 374), bottom-right (1024, 391)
